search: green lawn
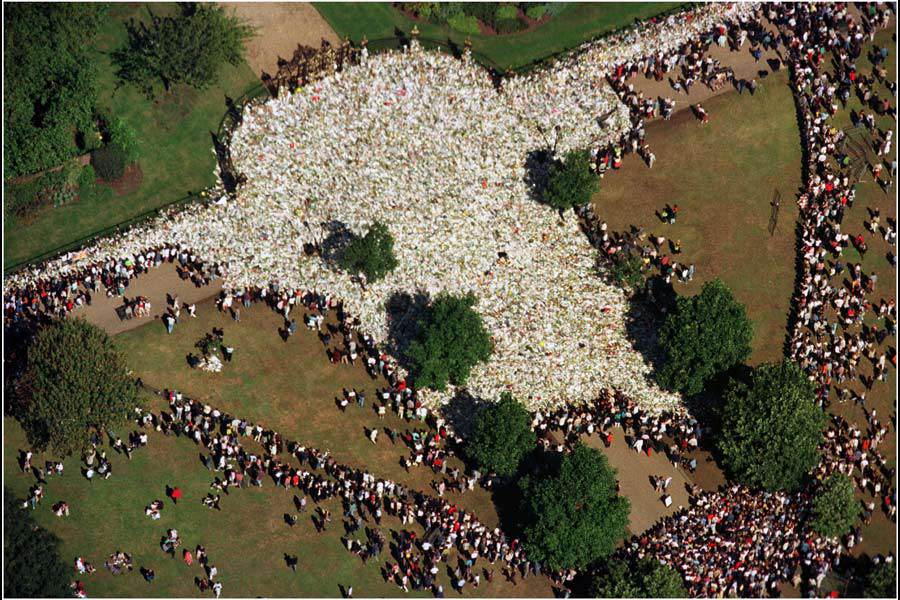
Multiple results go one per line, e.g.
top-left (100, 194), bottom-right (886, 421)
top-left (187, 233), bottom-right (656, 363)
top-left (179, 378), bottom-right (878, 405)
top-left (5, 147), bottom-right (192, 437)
top-left (3, 3), bottom-right (260, 270)
top-left (314, 2), bottom-right (684, 71)
top-left (593, 68), bottom-right (802, 365)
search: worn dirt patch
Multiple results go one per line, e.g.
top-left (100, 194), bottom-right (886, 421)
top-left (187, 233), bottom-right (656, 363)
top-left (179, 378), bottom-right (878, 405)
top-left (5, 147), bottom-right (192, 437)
top-left (220, 2), bottom-right (340, 79)
top-left (99, 162), bottom-right (143, 197)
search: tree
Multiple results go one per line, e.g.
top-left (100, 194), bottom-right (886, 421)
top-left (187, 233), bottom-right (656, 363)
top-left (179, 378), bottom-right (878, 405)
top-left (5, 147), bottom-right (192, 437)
top-left (340, 221), bottom-right (399, 283)
top-left (4, 489), bottom-right (71, 598)
top-left (113, 3), bottom-right (253, 98)
top-left (3, 3), bottom-right (106, 177)
top-left (591, 557), bottom-right (687, 598)
top-left (863, 562), bottom-right (896, 598)
top-left (468, 393), bottom-right (536, 477)
top-left (544, 149), bottom-right (599, 210)
top-left (520, 443), bottom-right (629, 570)
top-left (16, 318), bottom-right (139, 456)
top-left (406, 293), bottom-right (493, 391)
top-left (811, 474), bottom-right (860, 538)
top-left (657, 279), bottom-right (753, 395)
top-left (718, 361), bottom-right (825, 491)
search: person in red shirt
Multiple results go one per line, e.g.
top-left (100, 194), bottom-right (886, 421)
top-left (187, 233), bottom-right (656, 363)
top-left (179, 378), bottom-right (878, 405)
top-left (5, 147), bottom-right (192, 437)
top-left (170, 486), bottom-right (183, 504)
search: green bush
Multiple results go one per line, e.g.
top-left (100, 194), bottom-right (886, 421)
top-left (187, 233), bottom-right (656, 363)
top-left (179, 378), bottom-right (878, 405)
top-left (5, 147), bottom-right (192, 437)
top-left (591, 557), bottom-right (687, 598)
top-left (77, 164), bottom-right (96, 189)
top-left (5, 180), bottom-right (47, 222)
top-left (433, 2), bottom-right (464, 24)
top-left (406, 293), bottom-right (493, 391)
top-left (657, 279), bottom-right (753, 396)
top-left (718, 361), bottom-right (825, 491)
top-left (863, 562), bottom-right (896, 598)
top-left (92, 142), bottom-right (127, 181)
top-left (108, 117), bottom-right (140, 164)
top-left (463, 3), bottom-right (498, 25)
top-left (544, 149), bottom-right (599, 210)
top-left (447, 13), bottom-right (480, 35)
top-left (495, 17), bottom-right (526, 34)
top-left (339, 221), bottom-right (399, 283)
top-left (811, 474), bottom-right (860, 538)
top-left (525, 4), bottom-right (547, 20)
top-left (495, 4), bottom-right (518, 20)
top-left (469, 393), bottom-right (536, 476)
top-left (607, 252), bottom-right (645, 290)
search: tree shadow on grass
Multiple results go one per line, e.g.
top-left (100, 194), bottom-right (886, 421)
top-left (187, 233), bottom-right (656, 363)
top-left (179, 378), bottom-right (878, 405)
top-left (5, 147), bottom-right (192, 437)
top-left (384, 289), bottom-right (431, 373)
top-left (622, 275), bottom-right (675, 384)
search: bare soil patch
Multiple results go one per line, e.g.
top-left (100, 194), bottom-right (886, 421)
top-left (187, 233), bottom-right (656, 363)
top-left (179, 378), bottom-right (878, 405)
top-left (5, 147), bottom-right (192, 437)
top-left (220, 2), bottom-right (340, 78)
top-left (98, 162), bottom-right (143, 197)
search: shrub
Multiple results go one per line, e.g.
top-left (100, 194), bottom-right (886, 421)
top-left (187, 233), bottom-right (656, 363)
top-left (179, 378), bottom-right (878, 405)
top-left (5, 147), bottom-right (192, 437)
top-left (495, 4), bottom-right (518, 20)
top-left (591, 557), bottom-right (687, 598)
top-left (339, 221), bottom-right (399, 283)
top-left (811, 474), bottom-right (860, 538)
top-left (77, 164), bottom-right (97, 189)
top-left (15, 317), bottom-right (139, 456)
top-left (447, 13), bottom-right (480, 35)
top-left (433, 2), bottom-right (464, 24)
top-left (92, 142), bottom-right (127, 181)
top-left (463, 3), bottom-right (498, 25)
top-left (520, 443), bottom-right (629, 570)
top-left (544, 149), bottom-right (599, 210)
top-left (656, 279), bottom-right (753, 395)
top-left (863, 562), bottom-right (896, 598)
top-left (108, 117), bottom-right (140, 164)
top-left (469, 393), bottom-right (536, 476)
top-left (606, 252), bottom-right (644, 290)
top-left (525, 3), bottom-right (547, 20)
top-left (406, 293), bottom-right (493, 391)
top-left (4, 489), bottom-right (71, 598)
top-left (494, 17), bottom-right (526, 34)
top-left (718, 360), bottom-right (825, 491)
top-left (113, 4), bottom-right (253, 98)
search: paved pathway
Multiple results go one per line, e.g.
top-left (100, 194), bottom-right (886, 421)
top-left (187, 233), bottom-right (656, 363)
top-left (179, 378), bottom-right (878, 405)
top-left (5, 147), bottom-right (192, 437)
top-left (73, 263), bottom-right (222, 336)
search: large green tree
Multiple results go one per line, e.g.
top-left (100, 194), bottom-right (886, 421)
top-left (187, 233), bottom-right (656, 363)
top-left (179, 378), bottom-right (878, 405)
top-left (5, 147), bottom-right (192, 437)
top-left (811, 474), bottom-right (860, 538)
top-left (406, 293), bottom-right (493, 391)
top-left (520, 443), bottom-right (629, 570)
top-left (16, 318), bottom-right (139, 456)
top-left (863, 562), bottom-right (896, 598)
top-left (468, 393), bottom-right (536, 477)
top-left (113, 3), bottom-right (252, 98)
top-left (340, 221), bottom-right (399, 283)
top-left (3, 3), bottom-right (106, 177)
top-left (657, 278), bottom-right (753, 395)
top-left (4, 489), bottom-right (71, 598)
top-left (591, 557), bottom-right (687, 598)
top-left (718, 361), bottom-right (825, 491)
top-left (544, 149), bottom-right (599, 210)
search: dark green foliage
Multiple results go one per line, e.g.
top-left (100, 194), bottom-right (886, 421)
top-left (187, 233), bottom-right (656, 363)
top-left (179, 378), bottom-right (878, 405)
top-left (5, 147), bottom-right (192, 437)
top-left (3, 3), bottom-right (106, 178)
top-left (811, 474), bottom-right (860, 538)
top-left (397, 2), bottom-right (534, 33)
top-left (108, 117), bottom-right (140, 164)
top-left (4, 489), bottom-right (71, 598)
top-left (863, 562), bottom-right (896, 598)
top-left (78, 164), bottom-right (97, 191)
top-left (606, 252), bottom-right (645, 290)
top-left (469, 393), bottom-right (536, 476)
top-left (525, 4), bottom-right (548, 20)
top-left (406, 293), bottom-right (493, 391)
top-left (520, 443), bottom-right (629, 570)
top-left (447, 13), bottom-right (480, 35)
top-left (340, 221), bottom-right (399, 283)
top-left (544, 149), bottom-right (599, 210)
top-left (16, 318), bottom-right (139, 457)
top-left (113, 4), bottom-right (252, 98)
top-left (4, 168), bottom-right (73, 223)
top-left (591, 557), bottom-right (687, 598)
top-left (657, 279), bottom-right (753, 395)
top-left (92, 143), bottom-right (127, 181)
top-left (719, 361), bottom-right (825, 491)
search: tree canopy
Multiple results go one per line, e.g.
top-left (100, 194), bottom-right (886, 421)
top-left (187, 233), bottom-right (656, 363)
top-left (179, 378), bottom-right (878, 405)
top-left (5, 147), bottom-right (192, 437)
top-left (657, 278), bottom-right (753, 395)
top-left (591, 557), bottom-right (688, 598)
top-left (340, 221), bottom-right (399, 283)
top-left (16, 318), bottom-right (139, 456)
top-left (718, 361), bottom-right (825, 491)
top-left (113, 3), bottom-right (252, 98)
top-left (544, 149), bottom-right (599, 210)
top-left (406, 293), bottom-right (493, 391)
top-left (863, 562), bottom-right (896, 598)
top-left (468, 393), bottom-right (536, 477)
top-left (520, 443), bottom-right (629, 571)
top-left (811, 474), bottom-right (860, 538)
top-left (3, 3), bottom-right (106, 178)
top-left (4, 489), bottom-right (71, 598)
